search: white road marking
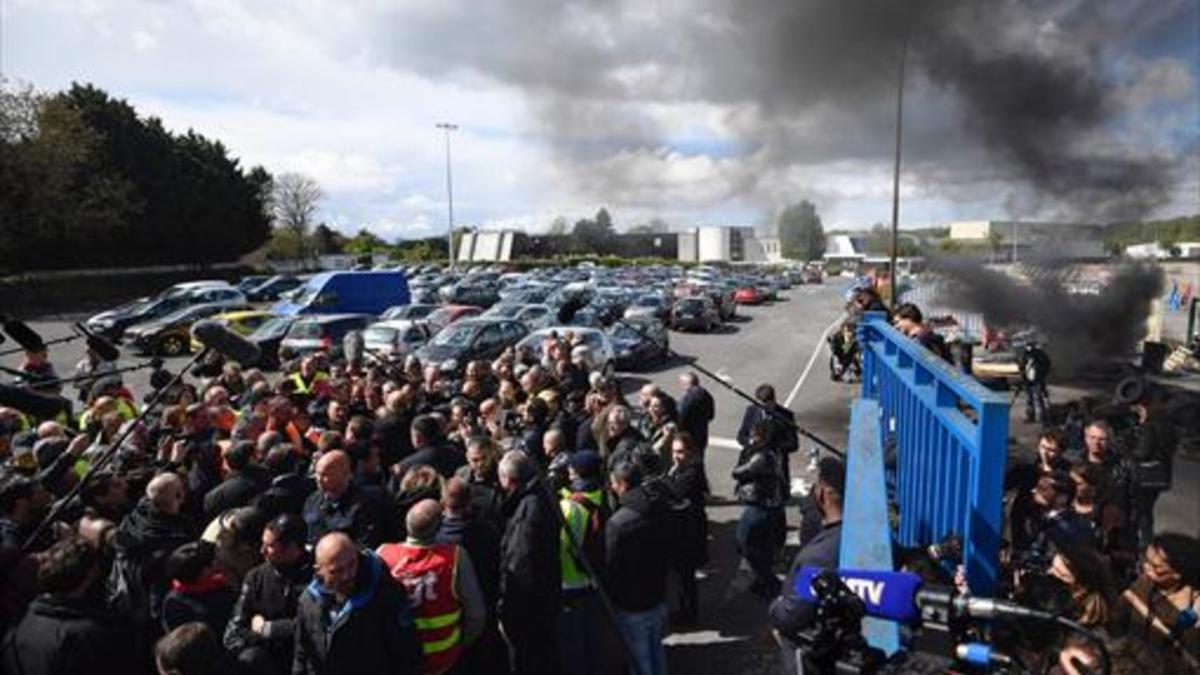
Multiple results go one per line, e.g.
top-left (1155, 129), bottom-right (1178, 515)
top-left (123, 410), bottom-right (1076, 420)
top-left (707, 436), bottom-right (742, 450)
top-left (783, 313), bottom-right (846, 408)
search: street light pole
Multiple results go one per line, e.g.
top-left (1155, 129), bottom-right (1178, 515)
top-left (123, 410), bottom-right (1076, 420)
top-left (888, 30), bottom-right (909, 311)
top-left (436, 122), bottom-right (458, 269)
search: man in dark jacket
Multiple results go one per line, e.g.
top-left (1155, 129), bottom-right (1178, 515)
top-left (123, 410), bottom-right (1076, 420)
top-left (736, 384), bottom-right (798, 486)
top-left (393, 415), bottom-right (464, 480)
top-left (111, 472), bottom-right (197, 624)
top-left (497, 451), bottom-right (562, 675)
top-left (677, 372), bottom-right (714, 455)
top-left (226, 514), bottom-right (313, 675)
top-left (303, 450), bottom-right (396, 548)
top-left (666, 433), bottom-right (709, 625)
top-left (0, 472), bottom-right (50, 632)
top-left (203, 440), bottom-right (270, 523)
top-left (769, 457), bottom-right (845, 675)
top-left (293, 532), bottom-right (422, 675)
top-left (605, 461), bottom-right (673, 675)
top-left (2, 537), bottom-right (139, 675)
top-left (600, 406), bottom-right (646, 472)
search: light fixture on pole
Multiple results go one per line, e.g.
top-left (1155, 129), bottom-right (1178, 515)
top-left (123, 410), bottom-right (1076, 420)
top-left (436, 122), bottom-right (458, 269)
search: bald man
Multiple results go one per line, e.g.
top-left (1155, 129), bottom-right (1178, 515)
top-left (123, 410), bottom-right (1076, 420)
top-left (303, 450), bottom-right (398, 548)
top-left (377, 499), bottom-right (485, 674)
top-left (294, 532), bottom-right (422, 675)
top-left (112, 471), bottom-right (195, 623)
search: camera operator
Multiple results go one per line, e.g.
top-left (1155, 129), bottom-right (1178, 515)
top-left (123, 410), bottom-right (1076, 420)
top-left (768, 456), bottom-right (846, 675)
top-left (1123, 395), bottom-right (1178, 551)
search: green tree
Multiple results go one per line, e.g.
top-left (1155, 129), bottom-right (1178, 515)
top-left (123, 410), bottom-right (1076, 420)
top-left (311, 223), bottom-right (344, 254)
top-left (777, 200), bottom-right (826, 261)
top-left (547, 216), bottom-right (568, 236)
top-left (572, 207), bottom-right (616, 254)
top-left (344, 228), bottom-right (388, 254)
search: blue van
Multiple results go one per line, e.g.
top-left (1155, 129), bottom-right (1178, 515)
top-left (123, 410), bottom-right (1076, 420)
top-left (270, 271), bottom-right (409, 316)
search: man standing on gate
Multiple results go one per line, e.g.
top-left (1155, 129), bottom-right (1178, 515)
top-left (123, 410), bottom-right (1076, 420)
top-left (378, 499), bottom-right (486, 675)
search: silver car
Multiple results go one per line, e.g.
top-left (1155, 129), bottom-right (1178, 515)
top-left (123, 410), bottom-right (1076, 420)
top-left (362, 319), bottom-right (433, 359)
top-left (517, 326), bottom-right (616, 376)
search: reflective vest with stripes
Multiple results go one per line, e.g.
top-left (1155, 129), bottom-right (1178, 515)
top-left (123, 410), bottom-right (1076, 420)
top-left (559, 488), bottom-right (603, 591)
top-left (377, 542), bottom-right (463, 675)
top-left (288, 371), bottom-right (329, 396)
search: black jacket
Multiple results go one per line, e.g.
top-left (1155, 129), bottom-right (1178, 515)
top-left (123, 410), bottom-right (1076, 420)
top-left (438, 513), bottom-right (502, 609)
top-left (255, 472), bottom-right (315, 518)
top-left (678, 387), bottom-right (715, 451)
top-left (111, 498), bottom-right (197, 619)
top-left (394, 443), bottom-right (464, 481)
top-left (736, 403), bottom-right (798, 461)
top-left (732, 443), bottom-right (786, 509)
top-left (604, 481), bottom-right (675, 612)
top-left (770, 521), bottom-right (843, 637)
top-left (302, 483), bottom-right (397, 549)
top-left (292, 551), bottom-right (423, 675)
top-left (203, 465), bottom-right (270, 523)
top-left (225, 557), bottom-right (313, 669)
top-left (499, 476), bottom-right (562, 618)
top-left (667, 461), bottom-right (710, 567)
top-left (1, 594), bottom-right (139, 675)
top-left (161, 575), bottom-right (238, 635)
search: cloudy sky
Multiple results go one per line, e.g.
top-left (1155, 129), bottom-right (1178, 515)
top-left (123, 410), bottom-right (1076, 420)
top-left (3, 0), bottom-right (1197, 239)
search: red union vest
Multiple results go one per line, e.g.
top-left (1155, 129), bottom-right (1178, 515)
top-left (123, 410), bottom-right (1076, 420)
top-left (377, 542), bottom-right (463, 675)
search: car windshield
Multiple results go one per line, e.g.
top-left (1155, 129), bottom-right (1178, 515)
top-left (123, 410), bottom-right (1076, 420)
top-left (484, 304), bottom-right (523, 318)
top-left (431, 323), bottom-right (476, 348)
top-left (678, 299), bottom-right (703, 310)
top-left (364, 326), bottom-right (398, 343)
top-left (425, 308), bottom-right (456, 326)
top-left (291, 286), bottom-right (320, 306)
top-left (160, 305), bottom-right (209, 323)
top-left (286, 320), bottom-right (325, 339)
top-left (251, 317), bottom-right (293, 339)
top-left (635, 296), bottom-right (661, 307)
top-left (610, 324), bottom-right (645, 341)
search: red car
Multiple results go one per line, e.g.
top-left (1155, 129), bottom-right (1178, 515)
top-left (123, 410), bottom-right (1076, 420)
top-left (734, 286), bottom-right (765, 305)
top-left (422, 304), bottom-right (482, 333)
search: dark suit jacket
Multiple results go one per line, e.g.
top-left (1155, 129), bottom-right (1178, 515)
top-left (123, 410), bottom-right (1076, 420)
top-left (678, 386), bottom-right (715, 450)
top-left (203, 466), bottom-right (269, 523)
top-left (736, 403), bottom-right (798, 457)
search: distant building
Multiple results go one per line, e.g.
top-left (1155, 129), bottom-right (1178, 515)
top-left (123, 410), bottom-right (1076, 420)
top-left (1125, 242), bottom-right (1172, 260)
top-left (679, 226), bottom-right (781, 263)
top-left (947, 220), bottom-right (1107, 261)
top-left (822, 234), bottom-right (867, 265)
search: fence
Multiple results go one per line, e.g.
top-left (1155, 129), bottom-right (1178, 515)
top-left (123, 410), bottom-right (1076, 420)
top-left (843, 311), bottom-right (1009, 602)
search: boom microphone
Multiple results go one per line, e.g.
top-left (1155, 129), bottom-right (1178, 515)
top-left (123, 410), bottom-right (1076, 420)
top-left (0, 383), bottom-right (73, 421)
top-left (794, 567), bottom-right (1053, 625)
top-left (2, 319), bottom-right (46, 353)
top-left (74, 322), bottom-right (121, 362)
top-left (190, 321), bottom-right (261, 365)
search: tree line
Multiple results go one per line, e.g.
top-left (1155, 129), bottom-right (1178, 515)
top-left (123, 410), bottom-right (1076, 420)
top-left (0, 81), bottom-right (272, 274)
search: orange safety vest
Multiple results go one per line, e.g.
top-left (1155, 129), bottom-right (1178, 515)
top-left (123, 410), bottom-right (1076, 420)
top-left (377, 542), bottom-right (463, 675)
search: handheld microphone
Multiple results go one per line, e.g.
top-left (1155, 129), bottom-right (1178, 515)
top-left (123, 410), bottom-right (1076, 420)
top-left (0, 383), bottom-right (73, 421)
top-left (794, 567), bottom-right (1054, 625)
top-left (2, 319), bottom-right (46, 353)
top-left (74, 322), bottom-right (121, 362)
top-left (190, 321), bottom-right (261, 365)
top-left (1170, 607), bottom-right (1198, 642)
top-left (955, 643), bottom-right (1012, 667)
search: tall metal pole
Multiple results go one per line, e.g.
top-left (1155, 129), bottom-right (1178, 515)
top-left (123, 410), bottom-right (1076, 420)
top-left (889, 29), bottom-right (909, 310)
top-left (436, 122), bottom-right (458, 269)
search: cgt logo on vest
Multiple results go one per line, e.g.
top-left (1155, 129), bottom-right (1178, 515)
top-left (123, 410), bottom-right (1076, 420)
top-left (400, 571), bottom-right (440, 607)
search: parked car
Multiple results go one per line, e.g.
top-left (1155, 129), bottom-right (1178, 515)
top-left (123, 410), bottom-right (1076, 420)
top-left (85, 287), bottom-right (249, 342)
top-left (608, 317), bottom-right (670, 371)
top-left (245, 275), bottom-right (303, 302)
top-left (160, 280), bottom-right (238, 299)
top-left (272, 271), bottom-right (409, 316)
top-left (735, 285), bottom-right (766, 305)
top-left (189, 310), bottom-right (276, 352)
top-left (362, 319), bottom-right (433, 360)
top-left (482, 303), bottom-right (555, 331)
top-left (279, 314), bottom-right (375, 359)
top-left (243, 315), bottom-right (299, 370)
top-left (439, 281), bottom-right (500, 307)
top-left (623, 294), bottom-right (671, 322)
top-left (801, 266), bottom-right (824, 284)
top-left (670, 296), bottom-right (720, 332)
top-left (423, 305), bottom-right (483, 333)
top-left (381, 303), bottom-right (440, 321)
top-left (236, 276), bottom-right (270, 294)
top-left (516, 327), bottom-right (616, 376)
top-left (123, 301), bottom-right (249, 356)
top-left (415, 318), bottom-right (529, 376)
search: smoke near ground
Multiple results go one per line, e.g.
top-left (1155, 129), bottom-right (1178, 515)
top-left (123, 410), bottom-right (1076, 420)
top-left (930, 258), bottom-right (1165, 372)
top-left (370, 0), bottom-right (1197, 221)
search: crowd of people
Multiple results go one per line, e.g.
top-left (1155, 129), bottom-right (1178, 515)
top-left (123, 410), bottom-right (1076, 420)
top-left (0, 326), bottom-right (723, 675)
top-left (3, 289), bottom-right (1199, 675)
top-left (771, 289), bottom-right (1200, 674)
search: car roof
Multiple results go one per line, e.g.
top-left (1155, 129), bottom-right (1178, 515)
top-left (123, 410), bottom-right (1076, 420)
top-left (293, 313), bottom-right (374, 324)
top-left (450, 317), bottom-right (522, 329)
top-left (526, 326), bottom-right (603, 338)
top-left (367, 319), bottom-right (421, 330)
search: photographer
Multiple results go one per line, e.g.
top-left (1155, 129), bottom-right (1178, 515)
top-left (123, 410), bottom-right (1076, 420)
top-left (1124, 395), bottom-right (1177, 551)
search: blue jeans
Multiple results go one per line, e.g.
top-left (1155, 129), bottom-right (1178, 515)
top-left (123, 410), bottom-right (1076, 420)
top-left (614, 602), bottom-right (668, 675)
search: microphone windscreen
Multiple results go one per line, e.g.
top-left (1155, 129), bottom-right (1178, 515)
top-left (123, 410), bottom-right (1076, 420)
top-left (85, 334), bottom-right (121, 362)
top-left (0, 383), bottom-right (73, 421)
top-left (191, 321), bottom-right (261, 365)
top-left (3, 320), bottom-right (46, 352)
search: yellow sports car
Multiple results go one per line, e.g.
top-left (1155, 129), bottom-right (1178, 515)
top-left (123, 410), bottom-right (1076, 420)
top-left (191, 310), bottom-right (276, 352)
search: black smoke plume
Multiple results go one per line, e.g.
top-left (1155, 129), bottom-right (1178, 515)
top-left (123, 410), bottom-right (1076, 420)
top-left (930, 258), bottom-right (1164, 373)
